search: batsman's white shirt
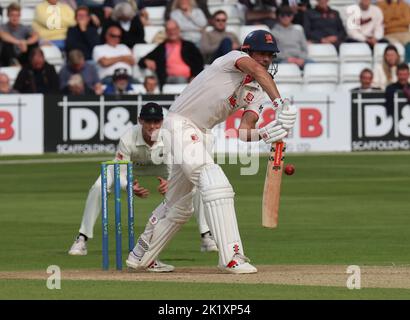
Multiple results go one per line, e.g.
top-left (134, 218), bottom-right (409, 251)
top-left (170, 50), bottom-right (270, 130)
top-left (79, 124), bottom-right (170, 238)
top-left (164, 50), bottom-right (271, 208)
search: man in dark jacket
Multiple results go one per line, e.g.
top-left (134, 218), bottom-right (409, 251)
top-left (65, 6), bottom-right (100, 61)
top-left (385, 63), bottom-right (410, 115)
top-left (101, 2), bottom-right (145, 49)
top-left (138, 19), bottom-right (204, 89)
top-left (13, 47), bottom-right (59, 93)
top-left (303, 0), bottom-right (346, 49)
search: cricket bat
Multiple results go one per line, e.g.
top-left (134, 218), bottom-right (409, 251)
top-left (262, 141), bottom-right (286, 228)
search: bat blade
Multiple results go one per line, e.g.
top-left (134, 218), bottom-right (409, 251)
top-left (262, 141), bottom-right (286, 228)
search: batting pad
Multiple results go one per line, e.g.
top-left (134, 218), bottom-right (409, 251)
top-left (139, 193), bottom-right (194, 267)
top-left (199, 164), bottom-right (244, 267)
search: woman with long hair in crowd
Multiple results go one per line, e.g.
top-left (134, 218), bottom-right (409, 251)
top-left (372, 44), bottom-right (401, 90)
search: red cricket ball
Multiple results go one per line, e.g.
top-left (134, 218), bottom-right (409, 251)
top-left (285, 164), bottom-right (295, 175)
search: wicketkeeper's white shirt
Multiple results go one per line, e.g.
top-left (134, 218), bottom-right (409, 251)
top-left (116, 124), bottom-right (171, 178)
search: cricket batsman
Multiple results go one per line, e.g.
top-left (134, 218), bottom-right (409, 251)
top-left (126, 30), bottom-right (297, 274)
top-left (68, 103), bottom-right (218, 272)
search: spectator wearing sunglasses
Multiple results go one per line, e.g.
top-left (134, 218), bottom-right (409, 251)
top-left (200, 10), bottom-right (240, 64)
top-left (92, 25), bottom-right (135, 83)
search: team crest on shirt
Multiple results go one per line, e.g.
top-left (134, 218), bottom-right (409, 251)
top-left (243, 92), bottom-right (254, 104)
top-left (116, 152), bottom-right (124, 160)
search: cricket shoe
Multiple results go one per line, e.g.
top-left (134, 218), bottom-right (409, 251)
top-left (147, 260), bottom-right (175, 273)
top-left (68, 236), bottom-right (87, 256)
top-left (126, 251), bottom-right (175, 272)
top-left (219, 253), bottom-right (257, 274)
top-left (200, 231), bottom-right (218, 252)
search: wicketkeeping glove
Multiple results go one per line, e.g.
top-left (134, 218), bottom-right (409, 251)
top-left (258, 120), bottom-right (288, 144)
top-left (277, 104), bottom-right (297, 130)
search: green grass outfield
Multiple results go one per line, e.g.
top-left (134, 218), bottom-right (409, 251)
top-left (0, 152), bottom-right (410, 299)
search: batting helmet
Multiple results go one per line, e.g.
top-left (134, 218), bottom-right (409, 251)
top-left (241, 30), bottom-right (280, 77)
top-left (241, 30), bottom-right (279, 54)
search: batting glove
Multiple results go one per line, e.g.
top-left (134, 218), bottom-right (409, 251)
top-left (272, 98), bottom-right (290, 111)
top-left (277, 104), bottom-right (297, 130)
top-left (258, 120), bottom-right (288, 144)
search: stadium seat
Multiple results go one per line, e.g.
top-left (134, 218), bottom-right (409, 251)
top-left (339, 43), bottom-right (372, 63)
top-left (238, 24), bottom-right (271, 44)
top-left (304, 63), bottom-right (339, 83)
top-left (337, 82), bottom-right (361, 92)
top-left (307, 44), bottom-right (338, 63)
top-left (277, 83), bottom-right (303, 94)
top-left (374, 42), bottom-right (405, 63)
top-left (0, 0), bottom-right (17, 10)
top-left (145, 6), bottom-right (166, 26)
top-left (2, 7), bottom-right (35, 25)
top-left (130, 84), bottom-right (146, 94)
top-left (40, 45), bottom-right (64, 67)
top-left (208, 0), bottom-right (238, 5)
top-left (340, 62), bottom-right (371, 83)
top-left (132, 44), bottom-right (157, 82)
top-left (162, 83), bottom-right (187, 94)
top-left (133, 43), bottom-right (157, 62)
top-left (20, 0), bottom-right (43, 8)
top-left (0, 66), bottom-right (21, 86)
top-left (303, 83), bottom-right (337, 93)
top-left (274, 63), bottom-right (303, 83)
top-left (144, 25), bottom-right (165, 43)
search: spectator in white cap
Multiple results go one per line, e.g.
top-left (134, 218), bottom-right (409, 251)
top-left (103, 67), bottom-right (134, 95)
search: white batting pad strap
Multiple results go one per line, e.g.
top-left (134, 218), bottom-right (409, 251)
top-left (139, 218), bottom-right (182, 267)
top-left (199, 164), bottom-right (244, 267)
top-left (139, 194), bottom-right (194, 268)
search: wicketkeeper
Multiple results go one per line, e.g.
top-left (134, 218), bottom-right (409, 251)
top-left (68, 103), bottom-right (218, 272)
top-left (126, 31), bottom-right (297, 274)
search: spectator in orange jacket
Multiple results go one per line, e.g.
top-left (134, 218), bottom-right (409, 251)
top-left (378, 0), bottom-right (410, 46)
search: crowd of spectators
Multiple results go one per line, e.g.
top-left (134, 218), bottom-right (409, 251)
top-left (0, 0), bottom-right (409, 101)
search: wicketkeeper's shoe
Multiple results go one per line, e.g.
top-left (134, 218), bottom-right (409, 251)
top-left (219, 253), bottom-right (257, 274)
top-left (126, 251), bottom-right (175, 272)
top-left (200, 231), bottom-right (218, 252)
top-left (68, 236), bottom-right (87, 256)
